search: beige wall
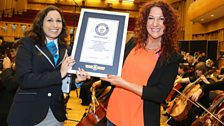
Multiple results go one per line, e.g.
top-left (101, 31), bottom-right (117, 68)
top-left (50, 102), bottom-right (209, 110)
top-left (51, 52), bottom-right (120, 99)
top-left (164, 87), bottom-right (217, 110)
top-left (184, 0), bottom-right (194, 40)
top-left (184, 0), bottom-right (224, 40)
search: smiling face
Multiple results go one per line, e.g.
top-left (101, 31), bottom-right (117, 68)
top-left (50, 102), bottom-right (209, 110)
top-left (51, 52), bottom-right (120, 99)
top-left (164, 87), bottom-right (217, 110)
top-left (43, 10), bottom-right (63, 40)
top-left (146, 6), bottom-right (165, 40)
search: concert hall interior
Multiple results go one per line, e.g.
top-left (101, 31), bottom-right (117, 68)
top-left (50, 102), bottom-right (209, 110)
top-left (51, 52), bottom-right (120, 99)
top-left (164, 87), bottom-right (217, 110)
top-left (0, 0), bottom-right (224, 126)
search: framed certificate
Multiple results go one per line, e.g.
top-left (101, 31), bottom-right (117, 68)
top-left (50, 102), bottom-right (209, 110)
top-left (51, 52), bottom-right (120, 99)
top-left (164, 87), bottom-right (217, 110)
top-left (69, 9), bottom-right (129, 77)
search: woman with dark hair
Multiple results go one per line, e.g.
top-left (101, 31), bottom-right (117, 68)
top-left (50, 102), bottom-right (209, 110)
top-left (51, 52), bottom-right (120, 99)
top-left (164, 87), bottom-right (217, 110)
top-left (7, 6), bottom-right (89, 126)
top-left (100, 0), bottom-right (181, 126)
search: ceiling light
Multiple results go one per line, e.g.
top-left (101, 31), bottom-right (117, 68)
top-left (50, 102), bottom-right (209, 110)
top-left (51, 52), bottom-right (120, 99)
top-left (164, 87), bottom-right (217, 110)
top-left (123, 0), bottom-right (134, 2)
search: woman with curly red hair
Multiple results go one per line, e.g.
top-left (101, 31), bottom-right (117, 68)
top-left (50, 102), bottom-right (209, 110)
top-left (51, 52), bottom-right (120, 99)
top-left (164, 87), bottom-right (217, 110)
top-left (101, 0), bottom-right (181, 126)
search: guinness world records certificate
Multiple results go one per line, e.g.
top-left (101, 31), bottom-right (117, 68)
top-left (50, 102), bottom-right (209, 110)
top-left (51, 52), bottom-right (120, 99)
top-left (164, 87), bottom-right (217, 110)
top-left (69, 9), bottom-right (129, 77)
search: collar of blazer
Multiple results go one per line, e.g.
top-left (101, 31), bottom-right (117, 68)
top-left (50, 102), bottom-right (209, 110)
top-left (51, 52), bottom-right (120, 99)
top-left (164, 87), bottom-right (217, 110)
top-left (35, 45), bottom-right (67, 68)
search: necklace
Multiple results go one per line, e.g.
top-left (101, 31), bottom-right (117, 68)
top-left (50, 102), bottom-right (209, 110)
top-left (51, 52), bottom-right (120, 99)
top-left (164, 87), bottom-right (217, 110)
top-left (145, 41), bottom-right (161, 50)
top-left (146, 47), bottom-right (158, 50)
top-left (145, 47), bottom-right (161, 54)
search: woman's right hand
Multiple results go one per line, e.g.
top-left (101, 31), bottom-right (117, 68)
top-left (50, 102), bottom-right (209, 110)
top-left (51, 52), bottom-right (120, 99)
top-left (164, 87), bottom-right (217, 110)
top-left (60, 56), bottom-right (75, 78)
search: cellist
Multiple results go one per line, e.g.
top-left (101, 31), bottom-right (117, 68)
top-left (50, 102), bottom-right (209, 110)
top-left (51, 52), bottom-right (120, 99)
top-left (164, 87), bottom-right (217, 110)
top-left (165, 63), bottom-right (190, 102)
top-left (191, 80), bottom-right (224, 102)
top-left (167, 62), bottom-right (213, 126)
top-left (190, 80), bottom-right (224, 125)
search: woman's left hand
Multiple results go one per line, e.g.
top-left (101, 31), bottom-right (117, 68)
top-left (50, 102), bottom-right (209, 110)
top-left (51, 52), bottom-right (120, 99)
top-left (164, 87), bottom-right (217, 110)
top-left (100, 74), bottom-right (127, 87)
top-left (75, 68), bottom-right (91, 83)
top-left (190, 88), bottom-right (202, 101)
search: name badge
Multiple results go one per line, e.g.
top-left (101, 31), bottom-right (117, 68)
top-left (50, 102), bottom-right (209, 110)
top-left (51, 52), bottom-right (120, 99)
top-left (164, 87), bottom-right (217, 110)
top-left (61, 76), bottom-right (71, 93)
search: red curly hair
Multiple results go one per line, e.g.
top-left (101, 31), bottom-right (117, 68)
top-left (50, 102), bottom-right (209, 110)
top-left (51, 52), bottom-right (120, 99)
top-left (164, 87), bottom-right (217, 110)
top-left (134, 0), bottom-right (179, 63)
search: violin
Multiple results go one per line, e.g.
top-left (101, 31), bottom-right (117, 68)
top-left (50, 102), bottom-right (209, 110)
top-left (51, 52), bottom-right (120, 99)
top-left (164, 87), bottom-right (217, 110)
top-left (191, 94), bottom-right (224, 126)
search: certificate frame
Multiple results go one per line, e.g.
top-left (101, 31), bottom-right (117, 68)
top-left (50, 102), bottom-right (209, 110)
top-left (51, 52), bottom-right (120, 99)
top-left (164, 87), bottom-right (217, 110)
top-left (69, 9), bottom-right (129, 77)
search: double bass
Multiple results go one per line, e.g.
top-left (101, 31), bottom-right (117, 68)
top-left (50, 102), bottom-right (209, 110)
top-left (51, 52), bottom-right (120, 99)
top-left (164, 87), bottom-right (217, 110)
top-left (191, 94), bottom-right (224, 126)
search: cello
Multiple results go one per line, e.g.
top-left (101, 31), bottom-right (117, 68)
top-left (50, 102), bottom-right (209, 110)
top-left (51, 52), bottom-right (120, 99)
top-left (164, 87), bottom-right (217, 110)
top-left (166, 64), bottom-right (191, 102)
top-left (76, 86), bottom-right (111, 126)
top-left (165, 74), bottom-right (182, 102)
top-left (166, 82), bottom-right (183, 102)
top-left (166, 69), bottom-right (213, 121)
top-left (191, 94), bottom-right (224, 126)
top-left (166, 77), bottom-right (202, 121)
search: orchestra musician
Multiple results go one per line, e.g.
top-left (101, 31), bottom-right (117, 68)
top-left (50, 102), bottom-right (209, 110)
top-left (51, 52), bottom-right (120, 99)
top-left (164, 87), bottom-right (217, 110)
top-left (191, 80), bottom-right (224, 102)
top-left (167, 61), bottom-right (213, 126)
top-left (190, 80), bottom-right (224, 126)
top-left (165, 63), bottom-right (190, 102)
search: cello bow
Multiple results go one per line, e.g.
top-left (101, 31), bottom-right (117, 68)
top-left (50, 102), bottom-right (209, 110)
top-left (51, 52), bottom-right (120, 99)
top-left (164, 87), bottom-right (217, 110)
top-left (173, 88), bottom-right (224, 125)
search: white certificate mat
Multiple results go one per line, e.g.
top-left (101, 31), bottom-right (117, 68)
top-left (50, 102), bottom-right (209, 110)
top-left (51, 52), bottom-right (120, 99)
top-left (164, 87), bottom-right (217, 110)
top-left (69, 9), bottom-right (129, 77)
top-left (80, 18), bottom-right (119, 66)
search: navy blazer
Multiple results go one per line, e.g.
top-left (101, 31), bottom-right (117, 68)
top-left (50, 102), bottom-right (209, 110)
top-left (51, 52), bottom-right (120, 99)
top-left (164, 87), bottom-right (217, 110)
top-left (7, 37), bottom-right (68, 125)
top-left (124, 38), bottom-right (181, 126)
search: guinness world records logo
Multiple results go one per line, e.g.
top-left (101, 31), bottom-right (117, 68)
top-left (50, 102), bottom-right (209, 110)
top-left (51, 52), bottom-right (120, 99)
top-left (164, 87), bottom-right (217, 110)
top-left (95, 23), bottom-right (109, 36)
